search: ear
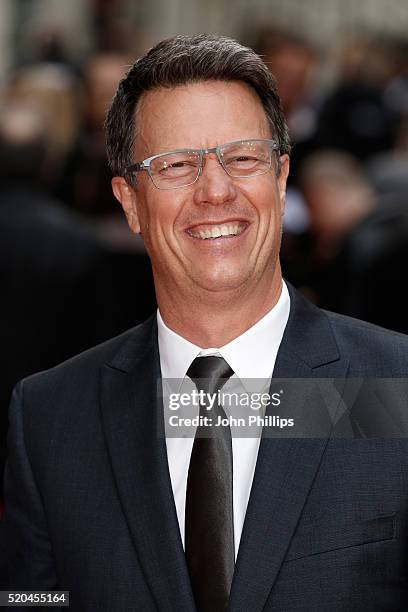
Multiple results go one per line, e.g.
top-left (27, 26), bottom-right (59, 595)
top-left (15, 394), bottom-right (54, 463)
top-left (277, 154), bottom-right (290, 216)
top-left (111, 177), bottom-right (141, 234)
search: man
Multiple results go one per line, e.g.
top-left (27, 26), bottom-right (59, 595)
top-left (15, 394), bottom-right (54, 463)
top-left (3, 34), bottom-right (408, 611)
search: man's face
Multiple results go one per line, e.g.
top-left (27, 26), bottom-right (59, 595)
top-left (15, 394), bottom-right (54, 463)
top-left (113, 80), bottom-right (289, 301)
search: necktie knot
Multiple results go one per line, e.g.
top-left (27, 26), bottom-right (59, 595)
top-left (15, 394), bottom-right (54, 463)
top-left (187, 356), bottom-right (234, 396)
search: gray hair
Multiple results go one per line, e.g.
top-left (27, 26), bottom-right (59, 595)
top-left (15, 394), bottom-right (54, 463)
top-left (105, 34), bottom-right (290, 181)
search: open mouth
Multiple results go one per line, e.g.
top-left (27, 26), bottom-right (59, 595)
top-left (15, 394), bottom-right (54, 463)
top-left (187, 222), bottom-right (247, 240)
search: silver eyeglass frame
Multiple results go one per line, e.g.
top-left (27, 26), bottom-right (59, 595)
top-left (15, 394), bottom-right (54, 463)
top-left (125, 138), bottom-right (281, 190)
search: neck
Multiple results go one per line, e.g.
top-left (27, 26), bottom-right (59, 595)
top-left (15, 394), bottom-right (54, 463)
top-left (157, 269), bottom-right (283, 348)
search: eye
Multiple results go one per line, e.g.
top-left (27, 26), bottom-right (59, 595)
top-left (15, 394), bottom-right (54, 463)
top-left (164, 160), bottom-right (196, 169)
top-left (233, 155), bottom-right (258, 162)
top-left (153, 155), bottom-right (200, 178)
top-left (159, 160), bottom-right (196, 174)
top-left (225, 155), bottom-right (260, 168)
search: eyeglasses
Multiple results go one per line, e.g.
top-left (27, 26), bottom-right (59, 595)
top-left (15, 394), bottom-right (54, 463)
top-left (125, 138), bottom-right (280, 190)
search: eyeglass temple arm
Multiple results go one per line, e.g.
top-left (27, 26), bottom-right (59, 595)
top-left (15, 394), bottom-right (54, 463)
top-left (125, 161), bottom-right (147, 174)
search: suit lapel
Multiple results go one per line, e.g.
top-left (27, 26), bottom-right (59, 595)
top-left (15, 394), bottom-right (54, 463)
top-left (100, 316), bottom-right (196, 612)
top-left (229, 286), bottom-right (349, 612)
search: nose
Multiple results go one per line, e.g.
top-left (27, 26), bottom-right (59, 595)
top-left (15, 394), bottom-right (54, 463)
top-left (193, 154), bottom-right (237, 206)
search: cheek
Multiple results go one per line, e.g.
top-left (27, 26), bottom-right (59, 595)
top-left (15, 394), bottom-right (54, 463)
top-left (137, 187), bottom-right (165, 232)
top-left (257, 200), bottom-right (284, 252)
top-left (252, 186), bottom-right (282, 228)
top-left (144, 200), bottom-right (181, 249)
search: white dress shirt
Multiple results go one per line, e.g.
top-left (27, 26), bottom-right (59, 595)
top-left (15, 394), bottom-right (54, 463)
top-left (157, 281), bottom-right (290, 558)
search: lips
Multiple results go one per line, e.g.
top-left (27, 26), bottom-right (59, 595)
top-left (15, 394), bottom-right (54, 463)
top-left (186, 221), bottom-right (247, 240)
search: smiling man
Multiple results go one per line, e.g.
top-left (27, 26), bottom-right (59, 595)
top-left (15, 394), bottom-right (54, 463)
top-left (111, 78), bottom-right (289, 347)
top-left (4, 35), bottom-right (408, 611)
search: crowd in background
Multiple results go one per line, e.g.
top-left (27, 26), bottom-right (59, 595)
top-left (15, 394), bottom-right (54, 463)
top-left (1, 15), bottom-right (408, 503)
top-left (250, 27), bottom-right (408, 332)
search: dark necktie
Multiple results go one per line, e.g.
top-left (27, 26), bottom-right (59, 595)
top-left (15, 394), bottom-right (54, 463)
top-left (185, 356), bottom-right (235, 612)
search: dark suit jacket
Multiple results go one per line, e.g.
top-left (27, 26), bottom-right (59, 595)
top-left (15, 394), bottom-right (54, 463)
top-left (3, 285), bottom-right (408, 611)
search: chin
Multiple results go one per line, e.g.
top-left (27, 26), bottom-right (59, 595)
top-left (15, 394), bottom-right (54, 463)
top-left (192, 269), bottom-right (249, 294)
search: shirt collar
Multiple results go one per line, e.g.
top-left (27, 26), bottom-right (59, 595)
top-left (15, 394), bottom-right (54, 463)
top-left (157, 280), bottom-right (290, 380)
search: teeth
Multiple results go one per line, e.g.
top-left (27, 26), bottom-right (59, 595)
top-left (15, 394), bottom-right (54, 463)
top-left (190, 224), bottom-right (245, 240)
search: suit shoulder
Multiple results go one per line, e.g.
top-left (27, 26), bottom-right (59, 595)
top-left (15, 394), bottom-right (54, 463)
top-left (324, 309), bottom-right (408, 374)
top-left (325, 309), bottom-right (408, 342)
top-left (18, 314), bottom-right (156, 397)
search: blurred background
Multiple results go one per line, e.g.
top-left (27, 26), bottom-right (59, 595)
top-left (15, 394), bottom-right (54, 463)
top-left (1, 0), bottom-right (408, 506)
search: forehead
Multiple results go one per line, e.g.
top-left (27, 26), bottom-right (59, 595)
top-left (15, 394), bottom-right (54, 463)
top-left (134, 80), bottom-right (271, 156)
